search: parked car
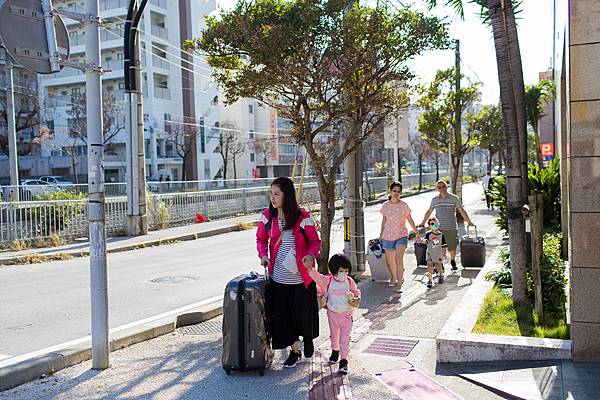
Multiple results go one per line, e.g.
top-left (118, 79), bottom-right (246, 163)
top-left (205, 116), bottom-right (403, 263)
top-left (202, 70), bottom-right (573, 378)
top-left (40, 176), bottom-right (74, 188)
top-left (19, 179), bottom-right (60, 200)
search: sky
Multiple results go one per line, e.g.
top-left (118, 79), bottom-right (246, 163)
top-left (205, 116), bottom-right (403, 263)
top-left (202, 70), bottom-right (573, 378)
top-left (217, 0), bottom-right (554, 106)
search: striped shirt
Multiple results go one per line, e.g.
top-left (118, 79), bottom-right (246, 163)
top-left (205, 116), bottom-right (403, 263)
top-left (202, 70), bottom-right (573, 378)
top-left (430, 194), bottom-right (462, 231)
top-left (272, 219), bottom-right (304, 285)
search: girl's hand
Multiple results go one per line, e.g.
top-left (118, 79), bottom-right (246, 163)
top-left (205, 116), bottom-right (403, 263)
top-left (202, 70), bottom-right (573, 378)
top-left (302, 254), bottom-right (315, 269)
top-left (346, 292), bottom-right (354, 303)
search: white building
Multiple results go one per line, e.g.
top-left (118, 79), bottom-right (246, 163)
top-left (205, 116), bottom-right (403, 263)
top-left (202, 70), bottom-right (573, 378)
top-left (39, 0), bottom-right (219, 183)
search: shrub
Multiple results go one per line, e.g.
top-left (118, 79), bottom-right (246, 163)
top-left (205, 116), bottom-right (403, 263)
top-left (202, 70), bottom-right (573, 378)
top-left (32, 190), bottom-right (86, 237)
top-left (488, 159), bottom-right (561, 234)
top-left (536, 232), bottom-right (567, 323)
top-left (485, 247), bottom-right (512, 287)
top-left (528, 158), bottom-right (561, 227)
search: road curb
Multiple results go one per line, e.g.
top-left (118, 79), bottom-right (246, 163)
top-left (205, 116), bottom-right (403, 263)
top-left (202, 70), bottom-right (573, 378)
top-left (436, 247), bottom-right (571, 363)
top-left (0, 301), bottom-right (223, 392)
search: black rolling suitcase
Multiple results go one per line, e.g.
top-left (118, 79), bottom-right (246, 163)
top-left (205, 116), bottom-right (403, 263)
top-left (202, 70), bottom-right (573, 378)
top-left (222, 269), bottom-right (273, 376)
top-left (460, 225), bottom-right (486, 268)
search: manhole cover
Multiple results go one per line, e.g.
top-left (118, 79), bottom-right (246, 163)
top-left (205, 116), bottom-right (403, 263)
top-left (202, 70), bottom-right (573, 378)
top-left (149, 276), bottom-right (196, 285)
top-left (363, 337), bottom-right (418, 358)
top-left (179, 316), bottom-right (222, 335)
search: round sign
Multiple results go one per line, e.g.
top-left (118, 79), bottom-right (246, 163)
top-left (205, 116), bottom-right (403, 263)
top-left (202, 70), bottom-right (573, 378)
top-left (0, 0), bottom-right (70, 74)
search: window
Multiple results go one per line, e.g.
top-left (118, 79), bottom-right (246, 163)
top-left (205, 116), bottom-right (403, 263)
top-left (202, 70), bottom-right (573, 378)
top-left (250, 153), bottom-right (255, 162)
top-left (248, 104), bottom-right (253, 114)
top-left (164, 113), bottom-right (172, 121)
top-left (204, 159), bottom-right (210, 179)
top-left (249, 129), bottom-right (254, 139)
top-left (118, 82), bottom-right (125, 90)
top-left (71, 87), bottom-right (81, 95)
top-left (46, 120), bottom-right (55, 133)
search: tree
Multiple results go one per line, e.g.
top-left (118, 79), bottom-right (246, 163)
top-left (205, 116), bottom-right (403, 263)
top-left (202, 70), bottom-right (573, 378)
top-left (410, 134), bottom-right (433, 191)
top-left (251, 136), bottom-right (272, 178)
top-left (0, 88), bottom-right (54, 156)
top-left (66, 93), bottom-right (124, 145)
top-left (469, 104), bottom-right (505, 173)
top-left (165, 121), bottom-right (198, 182)
top-left (416, 68), bottom-right (480, 200)
top-left (190, 0), bottom-right (449, 269)
top-left (425, 0), bottom-right (528, 302)
top-left (525, 79), bottom-right (555, 167)
top-left (217, 121), bottom-right (245, 181)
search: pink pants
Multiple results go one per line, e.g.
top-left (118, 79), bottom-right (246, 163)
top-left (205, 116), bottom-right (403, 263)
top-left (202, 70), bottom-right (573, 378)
top-left (327, 310), bottom-right (353, 359)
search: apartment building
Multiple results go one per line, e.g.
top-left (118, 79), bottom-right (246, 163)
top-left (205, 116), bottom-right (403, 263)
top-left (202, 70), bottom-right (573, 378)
top-left (37, 0), bottom-right (219, 183)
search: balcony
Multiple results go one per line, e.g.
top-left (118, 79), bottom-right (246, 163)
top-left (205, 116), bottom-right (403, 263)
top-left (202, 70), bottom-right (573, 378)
top-left (150, 25), bottom-right (168, 40)
top-left (154, 86), bottom-right (171, 100)
top-left (69, 33), bottom-right (85, 47)
top-left (152, 55), bottom-right (170, 70)
top-left (99, 0), bottom-right (129, 11)
top-left (150, 0), bottom-right (168, 8)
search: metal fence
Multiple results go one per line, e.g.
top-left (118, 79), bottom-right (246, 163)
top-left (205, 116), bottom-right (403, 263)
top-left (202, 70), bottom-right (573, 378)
top-left (0, 170), bottom-right (485, 245)
top-left (0, 176), bottom-right (341, 201)
top-left (0, 181), bottom-right (346, 245)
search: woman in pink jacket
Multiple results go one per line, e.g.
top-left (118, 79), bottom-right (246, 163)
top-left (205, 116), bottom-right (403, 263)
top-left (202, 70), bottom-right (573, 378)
top-left (256, 177), bottom-right (321, 368)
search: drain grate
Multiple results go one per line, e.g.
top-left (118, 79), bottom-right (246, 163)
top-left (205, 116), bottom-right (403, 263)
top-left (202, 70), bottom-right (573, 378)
top-left (363, 337), bottom-right (418, 358)
top-left (149, 276), bottom-right (196, 285)
top-left (179, 316), bottom-right (222, 336)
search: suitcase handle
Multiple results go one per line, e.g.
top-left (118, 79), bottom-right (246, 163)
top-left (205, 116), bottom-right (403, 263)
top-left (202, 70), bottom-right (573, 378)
top-left (261, 261), bottom-right (270, 279)
top-left (466, 225), bottom-right (478, 238)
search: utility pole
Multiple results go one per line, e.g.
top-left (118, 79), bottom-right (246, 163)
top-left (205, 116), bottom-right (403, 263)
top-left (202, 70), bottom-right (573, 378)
top-left (125, 0), bottom-right (148, 235)
top-left (85, 0), bottom-right (109, 369)
top-left (451, 39), bottom-right (461, 196)
top-left (2, 48), bottom-right (19, 201)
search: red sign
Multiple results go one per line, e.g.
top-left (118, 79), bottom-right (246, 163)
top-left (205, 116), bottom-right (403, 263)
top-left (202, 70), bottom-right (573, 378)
top-left (540, 143), bottom-right (554, 157)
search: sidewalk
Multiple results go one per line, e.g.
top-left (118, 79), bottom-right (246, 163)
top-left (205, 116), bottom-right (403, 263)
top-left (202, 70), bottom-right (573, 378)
top-left (0, 189), bottom-right (511, 399)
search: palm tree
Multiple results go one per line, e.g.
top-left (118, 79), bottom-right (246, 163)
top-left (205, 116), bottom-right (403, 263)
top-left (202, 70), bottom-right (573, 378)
top-left (525, 80), bottom-right (556, 167)
top-left (424, 0), bottom-right (528, 301)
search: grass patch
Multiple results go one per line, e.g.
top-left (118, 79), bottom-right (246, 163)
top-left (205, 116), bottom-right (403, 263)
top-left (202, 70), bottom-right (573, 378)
top-left (473, 286), bottom-right (570, 340)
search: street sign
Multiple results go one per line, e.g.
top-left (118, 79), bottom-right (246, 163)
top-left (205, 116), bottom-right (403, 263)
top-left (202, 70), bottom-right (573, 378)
top-left (540, 143), bottom-right (554, 158)
top-left (0, 0), bottom-right (69, 74)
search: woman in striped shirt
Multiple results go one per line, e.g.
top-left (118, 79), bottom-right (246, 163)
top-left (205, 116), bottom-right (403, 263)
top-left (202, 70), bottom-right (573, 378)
top-left (256, 177), bottom-right (321, 368)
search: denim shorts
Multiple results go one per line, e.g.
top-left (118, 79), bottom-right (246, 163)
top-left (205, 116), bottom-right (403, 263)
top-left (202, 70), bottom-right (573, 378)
top-left (381, 236), bottom-right (408, 250)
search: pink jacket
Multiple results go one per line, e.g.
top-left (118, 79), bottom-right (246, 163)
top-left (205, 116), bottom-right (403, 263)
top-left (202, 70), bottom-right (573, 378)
top-left (307, 268), bottom-right (361, 315)
top-left (256, 208), bottom-right (321, 287)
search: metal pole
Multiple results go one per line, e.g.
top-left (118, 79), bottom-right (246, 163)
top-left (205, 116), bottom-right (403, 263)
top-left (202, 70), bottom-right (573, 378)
top-left (3, 50), bottom-right (19, 200)
top-left (85, 0), bottom-right (109, 369)
top-left (41, 0), bottom-right (61, 72)
top-left (150, 124), bottom-right (158, 179)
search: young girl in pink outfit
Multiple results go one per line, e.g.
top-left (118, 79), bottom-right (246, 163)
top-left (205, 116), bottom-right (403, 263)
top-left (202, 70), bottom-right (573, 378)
top-left (304, 253), bottom-right (361, 375)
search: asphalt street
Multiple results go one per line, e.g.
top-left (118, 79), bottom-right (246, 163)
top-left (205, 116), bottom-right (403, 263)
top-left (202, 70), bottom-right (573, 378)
top-left (0, 182), bottom-right (492, 362)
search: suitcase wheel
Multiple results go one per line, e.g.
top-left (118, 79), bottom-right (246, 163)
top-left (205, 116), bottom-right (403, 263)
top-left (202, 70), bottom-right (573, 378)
top-left (224, 368), bottom-right (231, 376)
top-left (259, 369), bottom-right (265, 376)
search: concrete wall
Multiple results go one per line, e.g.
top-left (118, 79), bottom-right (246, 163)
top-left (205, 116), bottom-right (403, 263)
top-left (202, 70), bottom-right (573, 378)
top-left (563, 0), bottom-right (600, 362)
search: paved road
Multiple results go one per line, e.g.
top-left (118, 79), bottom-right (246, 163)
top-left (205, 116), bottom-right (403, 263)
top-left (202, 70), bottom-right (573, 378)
top-left (0, 183), bottom-right (491, 361)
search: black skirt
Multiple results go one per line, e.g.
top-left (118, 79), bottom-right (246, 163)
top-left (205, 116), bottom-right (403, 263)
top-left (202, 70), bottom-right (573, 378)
top-left (269, 279), bottom-right (319, 349)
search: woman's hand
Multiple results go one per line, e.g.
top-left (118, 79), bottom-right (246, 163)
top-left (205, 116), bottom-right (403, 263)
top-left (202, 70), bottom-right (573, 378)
top-left (261, 256), bottom-right (269, 267)
top-left (302, 254), bottom-right (315, 269)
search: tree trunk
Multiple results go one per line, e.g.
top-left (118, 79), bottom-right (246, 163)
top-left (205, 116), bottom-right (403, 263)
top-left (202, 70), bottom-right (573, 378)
top-left (534, 126), bottom-right (543, 167)
top-left (181, 155), bottom-right (187, 182)
top-left (435, 153), bottom-right (439, 181)
top-left (487, 0), bottom-right (527, 302)
top-left (451, 152), bottom-right (462, 200)
top-left (504, 0), bottom-right (529, 201)
top-left (488, 150), bottom-right (495, 174)
top-left (317, 180), bottom-right (337, 274)
top-left (418, 154), bottom-right (423, 191)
